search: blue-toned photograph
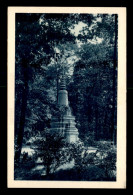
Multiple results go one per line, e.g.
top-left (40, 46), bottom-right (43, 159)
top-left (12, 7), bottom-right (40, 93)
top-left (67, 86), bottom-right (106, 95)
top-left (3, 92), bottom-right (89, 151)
top-left (14, 13), bottom-right (117, 181)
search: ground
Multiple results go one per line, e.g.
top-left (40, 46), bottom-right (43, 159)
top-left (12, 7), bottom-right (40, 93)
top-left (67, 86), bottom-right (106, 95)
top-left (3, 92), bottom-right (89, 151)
top-left (14, 145), bottom-right (116, 181)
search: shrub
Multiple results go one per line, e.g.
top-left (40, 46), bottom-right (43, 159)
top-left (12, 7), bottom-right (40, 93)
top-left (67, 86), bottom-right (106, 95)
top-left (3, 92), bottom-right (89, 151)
top-left (33, 133), bottom-right (71, 175)
top-left (94, 141), bottom-right (116, 179)
top-left (68, 140), bottom-right (116, 181)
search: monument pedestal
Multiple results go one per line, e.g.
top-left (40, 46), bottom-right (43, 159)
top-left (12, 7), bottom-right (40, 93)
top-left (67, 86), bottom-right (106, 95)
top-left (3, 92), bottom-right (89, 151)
top-left (50, 106), bottom-right (79, 143)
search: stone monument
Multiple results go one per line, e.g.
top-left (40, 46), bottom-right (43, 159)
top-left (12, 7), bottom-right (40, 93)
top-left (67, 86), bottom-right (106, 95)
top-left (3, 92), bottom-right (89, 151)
top-left (50, 73), bottom-right (79, 143)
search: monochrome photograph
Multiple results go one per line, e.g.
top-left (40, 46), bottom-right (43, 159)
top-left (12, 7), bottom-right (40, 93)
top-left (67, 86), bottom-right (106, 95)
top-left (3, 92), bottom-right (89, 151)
top-left (7, 7), bottom-right (126, 188)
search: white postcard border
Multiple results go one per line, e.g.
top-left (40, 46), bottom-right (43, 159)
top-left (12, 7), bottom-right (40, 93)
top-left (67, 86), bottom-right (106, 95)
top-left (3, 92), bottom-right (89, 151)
top-left (7, 7), bottom-right (126, 188)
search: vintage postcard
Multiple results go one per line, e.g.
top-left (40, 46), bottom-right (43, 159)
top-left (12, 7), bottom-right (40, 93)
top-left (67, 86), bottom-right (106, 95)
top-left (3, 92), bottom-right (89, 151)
top-left (7, 7), bottom-right (126, 188)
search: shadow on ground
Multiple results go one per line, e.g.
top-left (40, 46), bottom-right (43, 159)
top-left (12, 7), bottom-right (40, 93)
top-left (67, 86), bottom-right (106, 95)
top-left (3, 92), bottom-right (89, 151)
top-left (14, 164), bottom-right (116, 181)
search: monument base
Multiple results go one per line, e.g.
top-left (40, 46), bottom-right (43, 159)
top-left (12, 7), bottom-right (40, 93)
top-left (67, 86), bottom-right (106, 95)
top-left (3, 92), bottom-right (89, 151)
top-left (50, 107), bottom-right (79, 143)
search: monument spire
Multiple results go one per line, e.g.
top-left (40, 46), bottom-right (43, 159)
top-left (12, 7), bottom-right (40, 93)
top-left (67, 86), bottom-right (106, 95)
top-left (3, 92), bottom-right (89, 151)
top-left (59, 73), bottom-right (66, 90)
top-left (58, 65), bottom-right (68, 106)
top-left (50, 62), bottom-right (79, 143)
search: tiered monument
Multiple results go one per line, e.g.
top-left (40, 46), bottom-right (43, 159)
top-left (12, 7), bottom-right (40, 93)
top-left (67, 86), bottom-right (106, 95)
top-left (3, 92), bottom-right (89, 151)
top-left (50, 73), bottom-right (79, 143)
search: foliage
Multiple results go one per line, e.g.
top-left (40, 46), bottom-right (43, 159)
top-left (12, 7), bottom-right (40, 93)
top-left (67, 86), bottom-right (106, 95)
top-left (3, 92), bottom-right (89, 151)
top-left (32, 133), bottom-right (71, 175)
top-left (14, 13), bottom-right (118, 181)
top-left (68, 140), bottom-right (116, 180)
top-left (15, 13), bottom-right (117, 165)
top-left (95, 141), bottom-right (116, 178)
top-left (14, 140), bottom-right (116, 181)
top-left (41, 165), bottom-right (108, 181)
top-left (14, 151), bottom-right (37, 179)
top-left (84, 131), bottom-right (96, 147)
top-left (68, 141), bottom-right (94, 179)
top-left (68, 40), bottom-right (117, 141)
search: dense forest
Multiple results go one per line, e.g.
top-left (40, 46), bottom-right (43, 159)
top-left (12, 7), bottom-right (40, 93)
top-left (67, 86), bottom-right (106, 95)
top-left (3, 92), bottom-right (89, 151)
top-left (14, 13), bottom-right (117, 180)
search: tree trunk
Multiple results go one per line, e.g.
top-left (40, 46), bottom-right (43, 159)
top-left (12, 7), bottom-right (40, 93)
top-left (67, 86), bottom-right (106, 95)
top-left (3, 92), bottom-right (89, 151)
top-left (112, 14), bottom-right (118, 145)
top-left (95, 102), bottom-right (99, 141)
top-left (56, 62), bottom-right (59, 103)
top-left (103, 111), bottom-right (107, 139)
top-left (46, 165), bottom-right (50, 176)
top-left (15, 61), bottom-right (29, 162)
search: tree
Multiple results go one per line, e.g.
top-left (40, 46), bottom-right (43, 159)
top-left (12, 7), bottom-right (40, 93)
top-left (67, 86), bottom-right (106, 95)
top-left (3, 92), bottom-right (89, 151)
top-left (67, 15), bottom-right (118, 142)
top-left (15, 14), bottom-right (46, 162)
top-left (92, 14), bottom-right (118, 143)
top-left (68, 42), bottom-right (115, 141)
top-left (15, 13), bottom-right (77, 162)
top-left (15, 13), bottom-right (118, 163)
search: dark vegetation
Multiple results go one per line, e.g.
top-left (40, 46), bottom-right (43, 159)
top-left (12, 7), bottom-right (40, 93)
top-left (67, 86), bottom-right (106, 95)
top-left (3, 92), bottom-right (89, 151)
top-left (15, 136), bottom-right (116, 181)
top-left (14, 13), bottom-right (117, 180)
